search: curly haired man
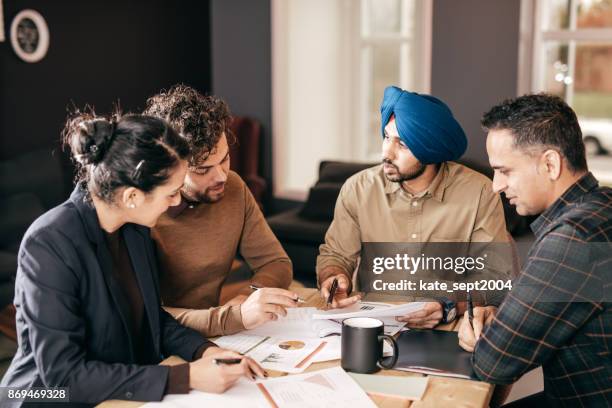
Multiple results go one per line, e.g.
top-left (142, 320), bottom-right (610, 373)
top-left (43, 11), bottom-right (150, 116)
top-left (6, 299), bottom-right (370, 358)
top-left (145, 85), bottom-right (296, 337)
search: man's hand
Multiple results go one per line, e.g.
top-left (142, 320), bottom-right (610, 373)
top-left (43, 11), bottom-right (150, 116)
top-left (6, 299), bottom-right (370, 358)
top-left (458, 306), bottom-right (498, 352)
top-left (189, 350), bottom-right (265, 393)
top-left (240, 288), bottom-right (300, 329)
top-left (224, 294), bottom-right (249, 307)
top-left (395, 302), bottom-right (443, 329)
top-left (320, 274), bottom-right (360, 309)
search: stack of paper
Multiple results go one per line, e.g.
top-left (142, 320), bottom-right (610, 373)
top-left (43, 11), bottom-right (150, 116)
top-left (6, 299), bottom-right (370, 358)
top-left (143, 367), bottom-right (377, 408)
top-left (215, 303), bottom-right (408, 370)
top-left (310, 302), bottom-right (409, 336)
top-left (257, 366), bottom-right (377, 408)
top-left (214, 333), bottom-right (325, 374)
top-left (250, 303), bottom-right (409, 338)
top-left (312, 301), bottom-right (426, 320)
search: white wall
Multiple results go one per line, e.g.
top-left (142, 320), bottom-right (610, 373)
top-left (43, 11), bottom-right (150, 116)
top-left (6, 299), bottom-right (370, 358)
top-left (273, 0), bottom-right (353, 200)
top-left (272, 0), bottom-right (431, 200)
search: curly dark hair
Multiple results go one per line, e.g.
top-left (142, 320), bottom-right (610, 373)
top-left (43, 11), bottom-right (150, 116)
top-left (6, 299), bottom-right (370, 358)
top-left (481, 93), bottom-right (587, 172)
top-left (144, 84), bottom-right (235, 166)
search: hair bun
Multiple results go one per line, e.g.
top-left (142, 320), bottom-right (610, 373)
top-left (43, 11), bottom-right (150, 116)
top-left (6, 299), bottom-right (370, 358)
top-left (66, 115), bottom-right (116, 165)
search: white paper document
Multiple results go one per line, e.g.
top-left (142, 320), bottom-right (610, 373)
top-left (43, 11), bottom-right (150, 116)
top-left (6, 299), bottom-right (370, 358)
top-left (142, 377), bottom-right (263, 408)
top-left (309, 335), bottom-right (341, 363)
top-left (214, 304), bottom-right (407, 368)
top-left (246, 307), bottom-right (324, 338)
top-left (248, 304), bottom-right (406, 337)
top-left (312, 301), bottom-right (426, 320)
top-left (214, 333), bottom-right (326, 373)
top-left (256, 366), bottom-right (377, 408)
top-left (310, 302), bottom-right (408, 336)
top-left (143, 367), bottom-right (376, 408)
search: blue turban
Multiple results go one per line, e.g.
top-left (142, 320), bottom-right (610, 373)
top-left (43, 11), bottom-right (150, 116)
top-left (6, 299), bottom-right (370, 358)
top-left (380, 86), bottom-right (467, 164)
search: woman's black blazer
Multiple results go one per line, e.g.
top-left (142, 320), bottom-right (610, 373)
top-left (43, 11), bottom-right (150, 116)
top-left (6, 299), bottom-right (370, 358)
top-left (1, 186), bottom-right (213, 405)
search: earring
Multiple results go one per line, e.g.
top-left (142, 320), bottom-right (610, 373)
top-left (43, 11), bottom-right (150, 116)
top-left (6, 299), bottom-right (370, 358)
top-left (128, 203), bottom-right (136, 209)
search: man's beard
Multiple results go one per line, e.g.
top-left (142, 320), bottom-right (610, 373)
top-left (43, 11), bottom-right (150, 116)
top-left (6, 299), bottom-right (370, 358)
top-left (181, 182), bottom-right (225, 204)
top-left (382, 158), bottom-right (427, 182)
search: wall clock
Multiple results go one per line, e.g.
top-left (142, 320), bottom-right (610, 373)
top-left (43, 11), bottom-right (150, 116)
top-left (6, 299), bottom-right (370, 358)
top-left (10, 9), bottom-right (49, 63)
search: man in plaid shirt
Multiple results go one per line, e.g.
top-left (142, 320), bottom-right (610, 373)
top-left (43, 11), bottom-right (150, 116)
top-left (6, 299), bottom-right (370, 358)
top-left (458, 94), bottom-right (611, 407)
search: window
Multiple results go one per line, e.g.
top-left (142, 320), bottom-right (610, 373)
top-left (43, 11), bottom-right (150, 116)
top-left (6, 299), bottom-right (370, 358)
top-left (520, 0), bottom-right (612, 184)
top-left (272, 0), bottom-right (432, 199)
top-left (356, 0), bottom-right (431, 161)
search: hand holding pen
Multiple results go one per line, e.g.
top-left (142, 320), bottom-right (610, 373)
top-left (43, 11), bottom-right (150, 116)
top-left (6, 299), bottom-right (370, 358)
top-left (458, 292), bottom-right (498, 353)
top-left (189, 350), bottom-right (265, 393)
top-left (239, 285), bottom-right (304, 330)
top-left (319, 272), bottom-right (361, 309)
top-left (249, 285), bottom-right (305, 303)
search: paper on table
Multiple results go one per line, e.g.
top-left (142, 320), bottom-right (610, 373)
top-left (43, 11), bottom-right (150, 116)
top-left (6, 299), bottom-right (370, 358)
top-left (311, 317), bottom-right (406, 336)
top-left (310, 302), bottom-right (408, 336)
top-left (142, 377), bottom-right (266, 408)
top-left (144, 367), bottom-right (377, 408)
top-left (246, 305), bottom-right (406, 338)
top-left (247, 307), bottom-right (321, 338)
top-left (215, 304), bottom-right (407, 367)
top-left (312, 301), bottom-right (426, 320)
top-left (348, 372), bottom-right (428, 401)
top-left (214, 333), bottom-right (325, 373)
top-left (213, 333), bottom-right (271, 355)
top-left (309, 335), bottom-right (341, 363)
top-left (256, 366), bottom-right (377, 408)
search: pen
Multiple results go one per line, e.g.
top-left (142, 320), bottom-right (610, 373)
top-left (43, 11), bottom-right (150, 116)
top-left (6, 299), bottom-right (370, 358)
top-left (213, 358), bottom-right (243, 365)
top-left (327, 278), bottom-right (338, 307)
top-left (249, 284), bottom-right (306, 303)
top-left (214, 357), bottom-right (268, 379)
top-left (467, 291), bottom-right (474, 330)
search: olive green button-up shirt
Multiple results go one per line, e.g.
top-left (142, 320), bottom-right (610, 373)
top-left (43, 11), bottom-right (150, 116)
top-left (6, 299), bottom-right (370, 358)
top-left (316, 162), bottom-right (511, 298)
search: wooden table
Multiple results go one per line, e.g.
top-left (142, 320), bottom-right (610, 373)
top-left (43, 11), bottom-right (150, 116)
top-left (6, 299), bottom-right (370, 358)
top-left (99, 287), bottom-right (494, 408)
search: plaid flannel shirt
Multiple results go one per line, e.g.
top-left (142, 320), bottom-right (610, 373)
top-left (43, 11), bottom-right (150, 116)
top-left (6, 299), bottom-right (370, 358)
top-left (472, 173), bottom-right (612, 407)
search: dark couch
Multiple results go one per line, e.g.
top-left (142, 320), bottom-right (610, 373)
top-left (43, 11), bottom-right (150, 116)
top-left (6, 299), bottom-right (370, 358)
top-left (267, 161), bottom-right (373, 286)
top-left (267, 160), bottom-right (533, 287)
top-left (0, 149), bottom-right (68, 309)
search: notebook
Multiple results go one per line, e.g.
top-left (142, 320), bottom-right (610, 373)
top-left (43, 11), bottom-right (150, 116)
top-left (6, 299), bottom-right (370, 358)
top-left (394, 330), bottom-right (477, 379)
top-left (348, 373), bottom-right (428, 401)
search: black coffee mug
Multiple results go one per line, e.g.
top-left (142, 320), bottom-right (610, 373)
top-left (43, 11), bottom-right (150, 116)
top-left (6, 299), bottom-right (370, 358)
top-left (341, 317), bottom-right (399, 373)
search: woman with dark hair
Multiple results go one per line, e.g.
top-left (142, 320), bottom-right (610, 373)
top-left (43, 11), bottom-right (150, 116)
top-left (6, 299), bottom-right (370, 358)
top-left (0, 112), bottom-right (263, 406)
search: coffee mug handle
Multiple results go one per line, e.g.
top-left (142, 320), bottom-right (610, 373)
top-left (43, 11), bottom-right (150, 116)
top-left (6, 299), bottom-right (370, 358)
top-left (378, 334), bottom-right (399, 369)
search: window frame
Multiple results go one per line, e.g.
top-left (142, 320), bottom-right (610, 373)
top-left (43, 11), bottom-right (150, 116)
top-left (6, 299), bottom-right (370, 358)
top-left (519, 0), bottom-right (612, 99)
top-left (355, 0), bottom-right (433, 161)
top-left (271, 0), bottom-right (432, 199)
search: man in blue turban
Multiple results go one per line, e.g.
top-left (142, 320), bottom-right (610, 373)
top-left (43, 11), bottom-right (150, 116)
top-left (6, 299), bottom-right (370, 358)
top-left (380, 85), bottom-right (467, 167)
top-left (317, 86), bottom-right (513, 329)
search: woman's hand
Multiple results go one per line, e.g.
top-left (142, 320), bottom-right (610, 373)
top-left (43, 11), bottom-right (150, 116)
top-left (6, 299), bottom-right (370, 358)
top-left (189, 350), bottom-right (265, 393)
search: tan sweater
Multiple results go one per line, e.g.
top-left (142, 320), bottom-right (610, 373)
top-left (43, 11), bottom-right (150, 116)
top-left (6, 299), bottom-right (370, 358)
top-left (152, 171), bottom-right (292, 337)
